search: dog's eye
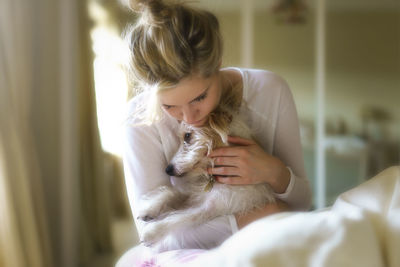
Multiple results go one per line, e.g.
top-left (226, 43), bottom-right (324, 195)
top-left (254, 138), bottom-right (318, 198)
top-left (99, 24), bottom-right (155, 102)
top-left (184, 132), bottom-right (191, 143)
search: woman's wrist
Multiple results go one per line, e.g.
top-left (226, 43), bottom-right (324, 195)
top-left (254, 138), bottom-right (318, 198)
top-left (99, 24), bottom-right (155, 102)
top-left (269, 159), bottom-right (290, 194)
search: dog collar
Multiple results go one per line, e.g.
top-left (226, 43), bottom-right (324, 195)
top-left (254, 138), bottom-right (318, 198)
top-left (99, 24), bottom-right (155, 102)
top-left (204, 176), bottom-right (216, 192)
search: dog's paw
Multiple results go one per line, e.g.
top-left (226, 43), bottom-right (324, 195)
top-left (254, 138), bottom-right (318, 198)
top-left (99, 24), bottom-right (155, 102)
top-left (136, 203), bottom-right (159, 222)
top-left (136, 207), bottom-right (163, 222)
top-left (136, 214), bottom-right (154, 222)
top-left (136, 202), bottom-right (168, 222)
top-left (140, 221), bottom-right (168, 247)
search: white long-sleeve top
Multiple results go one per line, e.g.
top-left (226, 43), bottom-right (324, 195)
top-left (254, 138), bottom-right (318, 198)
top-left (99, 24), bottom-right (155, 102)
top-left (122, 68), bottom-right (312, 250)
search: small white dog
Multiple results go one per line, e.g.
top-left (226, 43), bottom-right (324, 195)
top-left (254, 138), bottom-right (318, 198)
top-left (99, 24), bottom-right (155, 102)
top-left (137, 90), bottom-right (275, 249)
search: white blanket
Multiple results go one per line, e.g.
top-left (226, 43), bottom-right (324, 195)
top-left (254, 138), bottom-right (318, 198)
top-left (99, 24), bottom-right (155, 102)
top-left (189, 166), bottom-right (400, 267)
top-left (117, 166), bottom-right (400, 267)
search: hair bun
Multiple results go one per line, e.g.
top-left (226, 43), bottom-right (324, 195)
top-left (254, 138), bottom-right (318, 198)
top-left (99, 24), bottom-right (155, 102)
top-left (129, 0), bottom-right (171, 25)
top-left (129, 0), bottom-right (162, 11)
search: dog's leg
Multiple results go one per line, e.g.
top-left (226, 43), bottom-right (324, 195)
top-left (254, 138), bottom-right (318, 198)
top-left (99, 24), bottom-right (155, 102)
top-left (141, 195), bottom-right (226, 247)
top-left (136, 185), bottom-right (187, 222)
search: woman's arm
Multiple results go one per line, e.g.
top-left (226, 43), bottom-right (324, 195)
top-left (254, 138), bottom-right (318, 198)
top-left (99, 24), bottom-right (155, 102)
top-left (122, 118), bottom-right (172, 228)
top-left (270, 79), bottom-right (312, 210)
top-left (122, 100), bottom-right (239, 250)
top-left (207, 73), bottom-right (311, 228)
top-left (235, 199), bottom-right (290, 229)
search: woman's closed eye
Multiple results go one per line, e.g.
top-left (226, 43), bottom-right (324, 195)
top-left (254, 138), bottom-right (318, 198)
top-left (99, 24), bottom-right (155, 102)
top-left (192, 92), bottom-right (207, 103)
top-left (163, 104), bottom-right (175, 110)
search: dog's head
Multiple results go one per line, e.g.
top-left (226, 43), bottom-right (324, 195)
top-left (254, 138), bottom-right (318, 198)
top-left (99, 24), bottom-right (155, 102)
top-left (165, 106), bottom-right (233, 178)
top-left (165, 84), bottom-right (242, 179)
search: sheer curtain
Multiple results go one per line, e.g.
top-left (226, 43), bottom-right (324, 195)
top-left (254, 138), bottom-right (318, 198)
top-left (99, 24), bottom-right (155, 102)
top-left (0, 1), bottom-right (52, 266)
top-left (0, 0), bottom-right (112, 266)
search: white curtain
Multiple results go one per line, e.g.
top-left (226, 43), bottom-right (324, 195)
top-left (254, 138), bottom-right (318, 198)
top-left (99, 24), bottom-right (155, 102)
top-left (0, 1), bottom-right (53, 267)
top-left (0, 0), bottom-right (112, 266)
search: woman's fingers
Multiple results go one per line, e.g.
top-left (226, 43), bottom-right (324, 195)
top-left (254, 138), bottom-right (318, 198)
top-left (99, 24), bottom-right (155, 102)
top-left (212, 156), bottom-right (238, 166)
top-left (208, 145), bottom-right (248, 157)
top-left (206, 135), bottom-right (271, 186)
top-left (214, 176), bottom-right (245, 185)
top-left (208, 166), bottom-right (238, 176)
top-left (208, 136), bottom-right (255, 158)
top-left (227, 135), bottom-right (255, 146)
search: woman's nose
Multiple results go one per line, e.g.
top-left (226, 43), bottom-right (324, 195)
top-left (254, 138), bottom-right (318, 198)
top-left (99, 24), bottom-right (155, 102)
top-left (182, 107), bottom-right (198, 124)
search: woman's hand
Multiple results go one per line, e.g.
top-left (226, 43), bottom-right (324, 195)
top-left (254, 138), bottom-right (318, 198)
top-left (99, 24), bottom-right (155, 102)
top-left (207, 136), bottom-right (290, 194)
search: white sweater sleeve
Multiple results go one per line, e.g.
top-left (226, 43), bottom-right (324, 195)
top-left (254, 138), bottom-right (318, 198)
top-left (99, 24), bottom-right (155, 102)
top-left (272, 79), bottom-right (312, 210)
top-left (242, 69), bottom-right (312, 211)
top-left (122, 106), bottom-right (236, 250)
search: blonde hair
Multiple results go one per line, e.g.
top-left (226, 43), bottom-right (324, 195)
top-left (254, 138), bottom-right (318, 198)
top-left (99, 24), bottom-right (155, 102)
top-left (125, 0), bottom-right (223, 123)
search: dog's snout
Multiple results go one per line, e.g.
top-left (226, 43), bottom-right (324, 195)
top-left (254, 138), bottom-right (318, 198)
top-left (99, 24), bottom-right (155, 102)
top-left (165, 164), bottom-right (175, 176)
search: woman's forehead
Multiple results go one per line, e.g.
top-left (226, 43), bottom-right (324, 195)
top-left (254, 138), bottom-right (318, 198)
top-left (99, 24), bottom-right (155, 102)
top-left (159, 74), bottom-right (216, 105)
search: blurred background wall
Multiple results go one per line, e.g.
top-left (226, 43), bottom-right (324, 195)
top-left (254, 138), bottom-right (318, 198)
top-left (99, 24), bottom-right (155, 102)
top-left (1, 0), bottom-right (399, 267)
top-left (203, 0), bottom-right (400, 206)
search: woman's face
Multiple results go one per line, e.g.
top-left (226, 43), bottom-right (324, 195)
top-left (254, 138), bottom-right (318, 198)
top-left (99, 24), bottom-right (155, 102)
top-left (159, 73), bottom-right (222, 127)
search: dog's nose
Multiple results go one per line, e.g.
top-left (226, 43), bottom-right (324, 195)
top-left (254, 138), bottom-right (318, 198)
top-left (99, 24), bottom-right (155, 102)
top-left (165, 164), bottom-right (175, 176)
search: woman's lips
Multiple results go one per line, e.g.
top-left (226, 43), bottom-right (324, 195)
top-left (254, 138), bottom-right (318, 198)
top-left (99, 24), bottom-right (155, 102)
top-left (190, 117), bottom-right (207, 127)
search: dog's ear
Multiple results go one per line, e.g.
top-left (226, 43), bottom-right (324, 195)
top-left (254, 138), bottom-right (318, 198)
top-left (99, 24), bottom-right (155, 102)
top-left (208, 110), bottom-right (231, 145)
top-left (219, 81), bottom-right (242, 111)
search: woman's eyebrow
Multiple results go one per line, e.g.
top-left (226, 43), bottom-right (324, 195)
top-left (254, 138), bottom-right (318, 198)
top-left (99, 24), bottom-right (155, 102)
top-left (161, 83), bottom-right (212, 107)
top-left (189, 84), bottom-right (211, 104)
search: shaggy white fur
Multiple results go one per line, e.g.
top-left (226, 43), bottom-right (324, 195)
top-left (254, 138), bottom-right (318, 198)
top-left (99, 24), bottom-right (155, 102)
top-left (137, 94), bottom-right (275, 251)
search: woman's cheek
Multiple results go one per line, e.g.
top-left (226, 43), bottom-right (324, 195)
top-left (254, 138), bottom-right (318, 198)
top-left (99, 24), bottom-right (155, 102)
top-left (165, 109), bottom-right (180, 120)
top-left (210, 97), bottom-right (220, 113)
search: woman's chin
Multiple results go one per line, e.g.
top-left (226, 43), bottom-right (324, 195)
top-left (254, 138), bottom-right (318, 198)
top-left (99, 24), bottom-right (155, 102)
top-left (189, 117), bottom-right (207, 127)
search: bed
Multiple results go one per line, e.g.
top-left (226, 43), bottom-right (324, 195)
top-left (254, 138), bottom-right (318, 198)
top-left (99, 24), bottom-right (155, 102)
top-left (116, 166), bottom-right (400, 267)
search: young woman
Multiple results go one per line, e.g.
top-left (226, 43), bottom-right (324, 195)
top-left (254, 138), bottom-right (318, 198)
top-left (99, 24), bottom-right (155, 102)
top-left (122, 0), bottom-right (312, 251)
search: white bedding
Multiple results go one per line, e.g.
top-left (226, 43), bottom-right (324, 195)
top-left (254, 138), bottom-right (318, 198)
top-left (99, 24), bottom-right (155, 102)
top-left (117, 166), bottom-right (400, 267)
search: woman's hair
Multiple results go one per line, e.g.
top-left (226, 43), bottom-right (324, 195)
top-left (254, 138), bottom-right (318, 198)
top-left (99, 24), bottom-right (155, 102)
top-left (125, 0), bottom-right (223, 123)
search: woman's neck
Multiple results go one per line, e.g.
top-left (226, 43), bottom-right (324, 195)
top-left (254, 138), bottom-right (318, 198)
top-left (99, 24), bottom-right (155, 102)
top-left (220, 69), bottom-right (243, 108)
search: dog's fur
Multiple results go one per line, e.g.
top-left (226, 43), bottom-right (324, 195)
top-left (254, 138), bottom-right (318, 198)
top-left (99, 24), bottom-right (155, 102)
top-left (137, 88), bottom-right (275, 250)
